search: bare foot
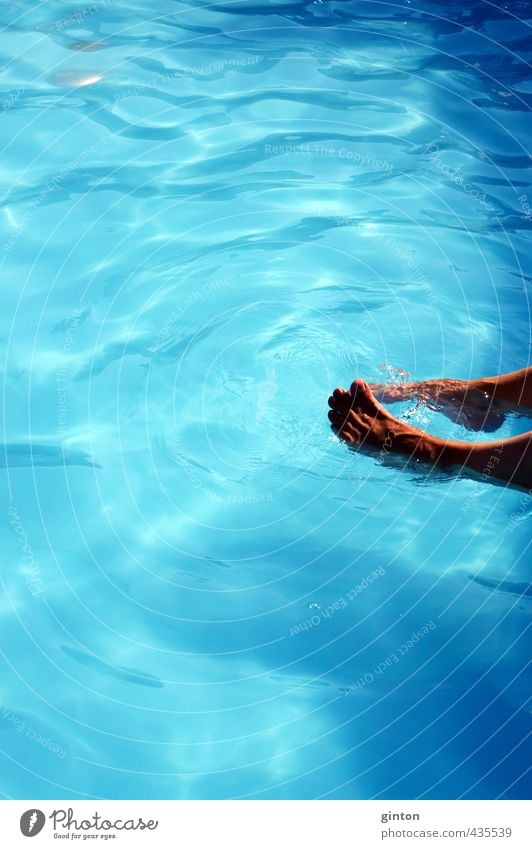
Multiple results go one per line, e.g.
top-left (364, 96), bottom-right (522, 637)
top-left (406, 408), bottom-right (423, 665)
top-left (369, 378), bottom-right (504, 432)
top-left (328, 380), bottom-right (532, 489)
top-left (328, 379), bottom-right (433, 457)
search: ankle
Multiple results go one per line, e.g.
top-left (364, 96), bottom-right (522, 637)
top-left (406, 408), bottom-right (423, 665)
top-left (419, 434), bottom-right (464, 467)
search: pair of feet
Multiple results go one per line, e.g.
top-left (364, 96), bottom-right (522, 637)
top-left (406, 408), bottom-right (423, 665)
top-left (327, 376), bottom-right (506, 474)
top-left (328, 379), bottom-right (432, 459)
top-left (329, 373), bottom-right (532, 487)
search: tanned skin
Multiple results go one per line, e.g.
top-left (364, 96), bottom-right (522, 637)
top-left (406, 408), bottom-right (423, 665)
top-left (328, 368), bottom-right (532, 489)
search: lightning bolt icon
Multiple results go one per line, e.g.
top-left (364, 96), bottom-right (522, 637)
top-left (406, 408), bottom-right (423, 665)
top-left (28, 811), bottom-right (38, 833)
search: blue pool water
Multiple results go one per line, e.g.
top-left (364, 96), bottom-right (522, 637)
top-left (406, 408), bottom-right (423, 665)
top-left (1, 0), bottom-right (531, 800)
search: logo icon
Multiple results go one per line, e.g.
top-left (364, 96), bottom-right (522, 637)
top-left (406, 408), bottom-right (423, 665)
top-left (20, 810), bottom-right (46, 837)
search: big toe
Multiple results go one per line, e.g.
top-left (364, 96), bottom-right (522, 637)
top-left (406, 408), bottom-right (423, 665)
top-left (349, 378), bottom-right (380, 413)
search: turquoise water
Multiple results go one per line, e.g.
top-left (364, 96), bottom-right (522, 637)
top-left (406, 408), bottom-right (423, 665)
top-left (1, 0), bottom-right (531, 799)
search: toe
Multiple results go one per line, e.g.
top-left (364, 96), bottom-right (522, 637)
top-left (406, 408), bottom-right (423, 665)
top-left (340, 430), bottom-right (355, 444)
top-left (349, 378), bottom-right (382, 415)
top-left (328, 408), bottom-right (349, 426)
top-left (340, 426), bottom-right (361, 444)
top-left (329, 387), bottom-right (353, 412)
top-left (349, 378), bottom-right (370, 398)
